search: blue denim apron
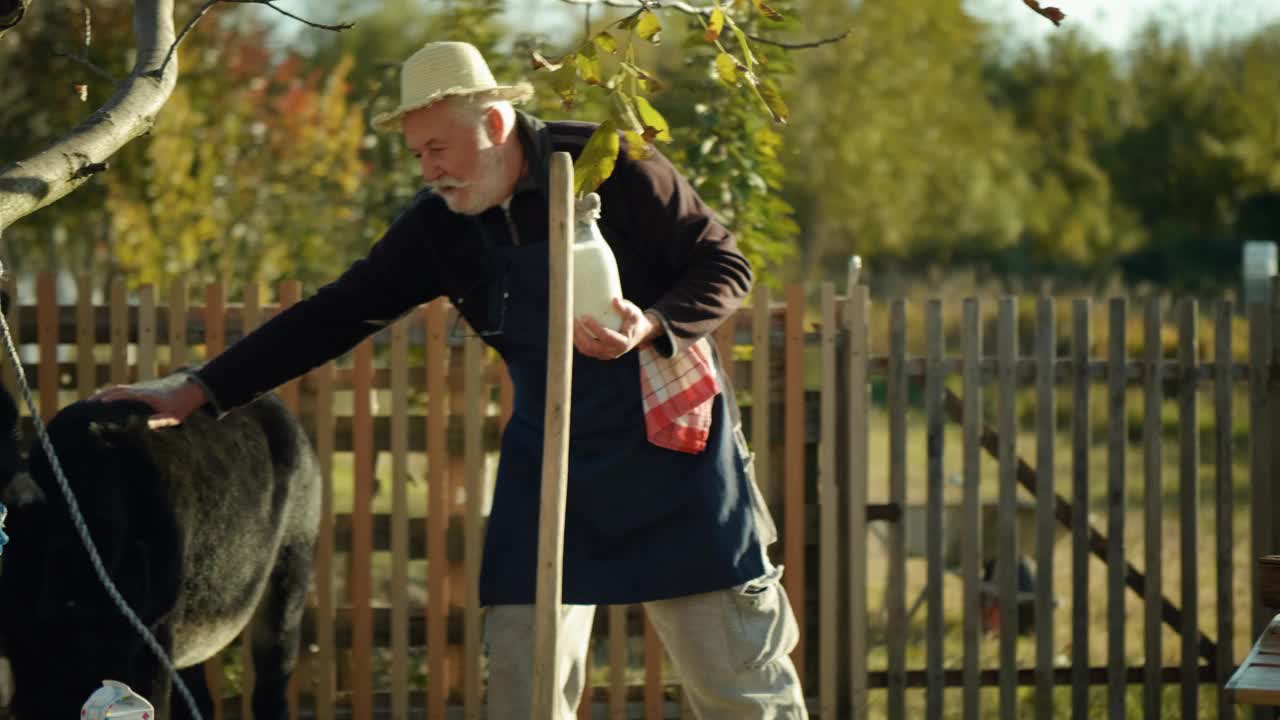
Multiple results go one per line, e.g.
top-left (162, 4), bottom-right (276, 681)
top-left (465, 219), bottom-right (766, 606)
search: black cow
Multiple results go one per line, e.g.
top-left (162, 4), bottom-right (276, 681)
top-left (0, 378), bottom-right (320, 720)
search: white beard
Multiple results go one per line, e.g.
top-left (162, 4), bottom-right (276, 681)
top-left (445, 139), bottom-right (510, 216)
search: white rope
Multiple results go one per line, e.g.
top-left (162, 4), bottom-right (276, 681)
top-left (0, 263), bottom-right (203, 720)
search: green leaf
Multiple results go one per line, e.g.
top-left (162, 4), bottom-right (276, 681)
top-left (633, 95), bottom-right (672, 142)
top-left (551, 60), bottom-right (578, 107)
top-left (715, 52), bottom-right (738, 85)
top-left (636, 10), bottom-right (662, 42)
top-left (705, 7), bottom-right (725, 42)
top-left (574, 120), bottom-right (620, 196)
top-left (622, 130), bottom-right (651, 160)
top-left (728, 21), bottom-right (757, 70)
top-left (593, 31), bottom-right (618, 55)
top-left (621, 62), bottom-right (667, 92)
top-left (576, 47), bottom-right (602, 85)
top-left (610, 92), bottom-right (644, 135)
top-left (751, 0), bottom-right (783, 21)
top-left (756, 79), bottom-right (789, 124)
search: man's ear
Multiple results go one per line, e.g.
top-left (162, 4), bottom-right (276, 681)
top-left (485, 105), bottom-right (508, 145)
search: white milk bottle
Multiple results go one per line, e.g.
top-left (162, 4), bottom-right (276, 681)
top-left (572, 193), bottom-right (625, 332)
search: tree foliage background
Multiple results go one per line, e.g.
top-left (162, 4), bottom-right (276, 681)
top-left (2, 0), bottom-right (1279, 297)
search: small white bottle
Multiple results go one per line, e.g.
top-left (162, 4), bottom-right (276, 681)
top-left (572, 193), bottom-right (625, 332)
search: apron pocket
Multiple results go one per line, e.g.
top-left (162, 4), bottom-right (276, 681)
top-left (734, 424), bottom-right (778, 548)
top-left (722, 564), bottom-right (798, 671)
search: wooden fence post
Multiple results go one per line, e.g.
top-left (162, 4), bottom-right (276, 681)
top-left (532, 151), bottom-right (574, 720)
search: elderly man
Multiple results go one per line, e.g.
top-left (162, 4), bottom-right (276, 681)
top-left (96, 41), bottom-right (807, 718)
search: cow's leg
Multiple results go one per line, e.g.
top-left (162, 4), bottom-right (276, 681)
top-left (168, 665), bottom-right (215, 720)
top-left (251, 540), bottom-right (313, 720)
top-left (133, 624), bottom-right (211, 720)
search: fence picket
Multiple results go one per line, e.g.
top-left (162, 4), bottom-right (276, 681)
top-left (961, 298), bottom-right (982, 720)
top-left (1071, 299), bottom-right (1091, 719)
top-left (1143, 298), bottom-right (1164, 718)
top-left (925, 299), bottom-right (944, 720)
top-left (887, 299), bottom-right (907, 720)
top-left (169, 278), bottom-right (187, 371)
top-left (36, 273), bottom-right (56, 418)
top-left (352, 339), bottom-right (375, 719)
top-left (819, 283), bottom-right (838, 720)
top-left (426, 301), bottom-right (448, 720)
top-left (645, 617), bottom-right (662, 719)
top-left (463, 335), bottom-right (485, 719)
top-left (785, 283), bottom-right (806, 683)
top-left (1215, 301), bottom-right (1235, 720)
top-left (137, 284), bottom-right (157, 382)
top-left (848, 282), bottom-right (870, 720)
top-left (1035, 296), bottom-right (1056, 720)
top-left (391, 320), bottom-right (411, 720)
top-left (1107, 298), bottom-right (1127, 720)
top-left (1179, 299), bottom-right (1200, 719)
top-left (110, 278), bottom-right (128, 385)
top-left (997, 296), bottom-right (1018, 719)
top-left (76, 274), bottom-right (94, 398)
top-left (1249, 295), bottom-right (1272, 645)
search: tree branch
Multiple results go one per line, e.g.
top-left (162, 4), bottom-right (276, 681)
top-left (0, 0), bottom-right (179, 231)
top-left (559, 0), bottom-right (849, 50)
top-left (224, 0), bottom-right (355, 32)
top-left (157, 0), bottom-right (352, 83)
top-left (155, 0), bottom-right (217, 79)
top-left (53, 46), bottom-right (117, 83)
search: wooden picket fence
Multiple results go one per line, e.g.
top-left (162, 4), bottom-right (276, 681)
top-left (1, 269), bottom-right (1274, 720)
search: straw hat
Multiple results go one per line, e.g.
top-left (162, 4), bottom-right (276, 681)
top-left (370, 41), bottom-right (534, 133)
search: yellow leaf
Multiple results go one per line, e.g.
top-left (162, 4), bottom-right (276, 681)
top-left (575, 120), bottom-right (621, 196)
top-left (622, 130), bottom-right (651, 160)
top-left (715, 52), bottom-right (738, 85)
top-left (633, 95), bottom-right (672, 143)
top-left (576, 49), bottom-right (602, 85)
top-left (636, 10), bottom-right (662, 42)
top-left (593, 31), bottom-right (618, 54)
top-left (705, 7), bottom-right (725, 42)
top-left (751, 0), bottom-right (783, 21)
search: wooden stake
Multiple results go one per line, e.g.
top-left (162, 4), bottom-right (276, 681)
top-left (533, 151), bottom-right (575, 719)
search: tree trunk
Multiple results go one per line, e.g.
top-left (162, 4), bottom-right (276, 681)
top-left (0, 0), bottom-right (177, 232)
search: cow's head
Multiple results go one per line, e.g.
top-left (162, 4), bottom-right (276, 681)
top-left (0, 400), bottom-right (176, 718)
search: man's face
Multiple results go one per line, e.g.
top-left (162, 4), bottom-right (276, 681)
top-left (402, 101), bottom-right (508, 215)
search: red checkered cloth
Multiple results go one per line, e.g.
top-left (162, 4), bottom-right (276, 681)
top-left (639, 337), bottom-right (721, 454)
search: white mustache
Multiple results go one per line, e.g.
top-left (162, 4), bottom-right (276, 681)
top-left (429, 178), bottom-right (469, 192)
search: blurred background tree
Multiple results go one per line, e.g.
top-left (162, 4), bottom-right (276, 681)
top-left (2, 0), bottom-right (1278, 297)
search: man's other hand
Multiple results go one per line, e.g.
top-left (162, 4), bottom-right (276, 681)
top-left (573, 298), bottom-right (661, 360)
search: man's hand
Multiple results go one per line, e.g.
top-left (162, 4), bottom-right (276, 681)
top-left (91, 376), bottom-right (209, 429)
top-left (573, 298), bottom-right (661, 360)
